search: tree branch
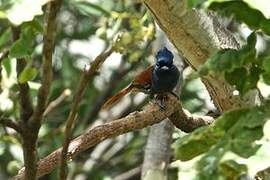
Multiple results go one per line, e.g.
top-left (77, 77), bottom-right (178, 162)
top-left (43, 89), bottom-right (71, 116)
top-left (255, 166), bottom-right (270, 180)
top-left (169, 102), bottom-right (214, 133)
top-left (18, 1), bottom-right (63, 180)
top-left (14, 95), bottom-right (214, 179)
top-left (0, 117), bottom-right (22, 134)
top-left (59, 48), bottom-right (114, 179)
top-left (11, 27), bottom-right (34, 122)
top-left (114, 165), bottom-right (141, 180)
top-left (142, 119), bottom-right (174, 180)
top-left (30, 0), bottom-right (62, 126)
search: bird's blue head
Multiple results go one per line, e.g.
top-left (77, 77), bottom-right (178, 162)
top-left (155, 47), bottom-right (174, 69)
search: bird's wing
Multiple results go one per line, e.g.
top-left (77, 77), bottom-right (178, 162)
top-left (131, 65), bottom-right (153, 90)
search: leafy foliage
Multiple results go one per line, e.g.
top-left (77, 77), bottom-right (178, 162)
top-left (174, 105), bottom-right (268, 179)
top-left (18, 67), bottom-right (38, 83)
top-left (9, 20), bottom-right (43, 59)
top-left (209, 1), bottom-right (270, 36)
top-left (199, 32), bottom-right (270, 95)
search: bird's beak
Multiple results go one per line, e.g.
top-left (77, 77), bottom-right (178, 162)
top-left (161, 66), bottom-right (169, 70)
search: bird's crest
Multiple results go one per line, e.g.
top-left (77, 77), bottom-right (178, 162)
top-left (155, 47), bottom-right (174, 61)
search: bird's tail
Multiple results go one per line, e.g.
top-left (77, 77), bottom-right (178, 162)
top-left (101, 85), bottom-right (133, 110)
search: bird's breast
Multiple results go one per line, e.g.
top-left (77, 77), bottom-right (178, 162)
top-left (151, 65), bottom-right (179, 93)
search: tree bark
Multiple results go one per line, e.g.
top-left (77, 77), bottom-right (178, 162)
top-left (142, 120), bottom-right (174, 180)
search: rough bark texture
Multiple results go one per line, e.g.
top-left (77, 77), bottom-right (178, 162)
top-left (142, 119), bottom-right (174, 180)
top-left (143, 0), bottom-right (256, 111)
top-left (14, 95), bottom-right (213, 179)
top-left (14, 96), bottom-right (179, 180)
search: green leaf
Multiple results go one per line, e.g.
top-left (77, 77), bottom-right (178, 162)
top-left (231, 127), bottom-right (263, 158)
top-left (209, 1), bottom-right (270, 35)
top-left (197, 142), bottom-right (228, 180)
top-left (187, 0), bottom-right (206, 8)
top-left (263, 56), bottom-right (270, 72)
top-left (227, 107), bottom-right (265, 157)
top-left (23, 19), bottom-right (44, 33)
top-left (73, 1), bottom-right (111, 17)
top-left (174, 126), bottom-right (225, 161)
top-left (262, 72), bottom-right (270, 85)
top-left (0, 28), bottom-right (11, 50)
top-left (243, 65), bottom-right (261, 93)
top-left (219, 160), bottom-right (247, 179)
top-left (247, 31), bottom-right (257, 48)
top-left (224, 67), bottom-right (247, 92)
top-left (224, 65), bottom-right (261, 95)
top-left (2, 57), bottom-right (11, 77)
top-left (9, 26), bottom-right (35, 59)
top-left (18, 67), bottom-right (38, 83)
top-left (214, 109), bottom-right (247, 131)
top-left (241, 106), bottom-right (265, 129)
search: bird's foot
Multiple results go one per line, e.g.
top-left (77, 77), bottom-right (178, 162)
top-left (154, 94), bottom-right (168, 111)
top-left (169, 91), bottom-right (179, 100)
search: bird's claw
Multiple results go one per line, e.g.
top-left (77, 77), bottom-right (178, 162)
top-left (169, 92), bottom-right (179, 100)
top-left (154, 94), bottom-right (168, 111)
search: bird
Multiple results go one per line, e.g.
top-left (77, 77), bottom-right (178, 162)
top-left (102, 47), bottom-right (180, 110)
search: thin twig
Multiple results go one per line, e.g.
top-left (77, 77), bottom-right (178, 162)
top-left (11, 27), bottom-right (34, 122)
top-left (30, 0), bottom-right (62, 126)
top-left (14, 95), bottom-right (214, 179)
top-left (0, 117), bottom-right (22, 134)
top-left (114, 166), bottom-right (141, 180)
top-left (43, 89), bottom-right (71, 116)
top-left (59, 48), bottom-right (114, 180)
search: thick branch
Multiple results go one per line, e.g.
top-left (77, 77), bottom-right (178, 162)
top-left (169, 104), bottom-right (214, 133)
top-left (14, 95), bottom-right (214, 179)
top-left (143, 0), bottom-right (256, 111)
top-left (59, 48), bottom-right (113, 179)
top-left (0, 118), bottom-right (22, 133)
